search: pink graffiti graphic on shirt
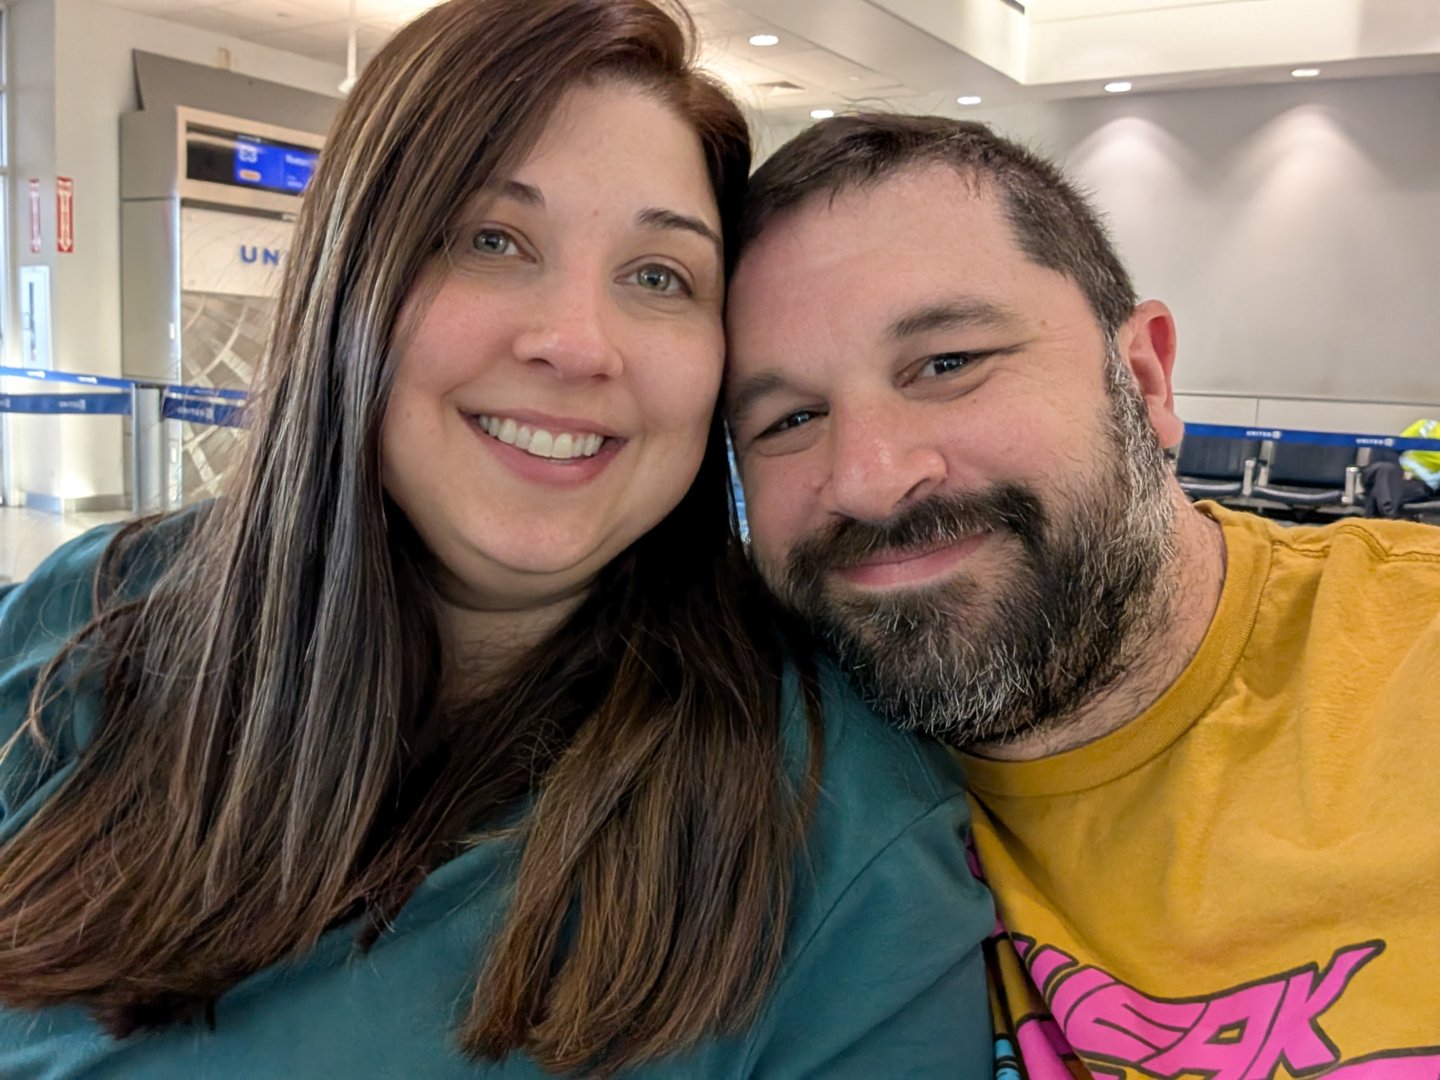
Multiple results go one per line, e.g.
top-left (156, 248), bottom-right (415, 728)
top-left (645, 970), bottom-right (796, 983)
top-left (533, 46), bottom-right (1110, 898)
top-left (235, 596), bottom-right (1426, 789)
top-left (1009, 936), bottom-right (1440, 1079)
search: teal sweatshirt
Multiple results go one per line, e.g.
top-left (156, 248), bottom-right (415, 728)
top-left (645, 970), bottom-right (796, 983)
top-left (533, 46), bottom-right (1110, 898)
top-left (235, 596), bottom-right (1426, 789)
top-left (0, 518), bottom-right (994, 1079)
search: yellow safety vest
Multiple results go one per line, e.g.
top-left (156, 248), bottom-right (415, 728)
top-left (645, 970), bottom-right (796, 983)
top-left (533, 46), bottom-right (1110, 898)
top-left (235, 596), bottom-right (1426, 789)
top-left (1400, 418), bottom-right (1440, 488)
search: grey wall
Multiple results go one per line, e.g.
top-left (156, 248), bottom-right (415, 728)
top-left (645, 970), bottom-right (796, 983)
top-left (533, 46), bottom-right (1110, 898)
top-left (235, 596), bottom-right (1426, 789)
top-left (4, 0), bottom-right (346, 505)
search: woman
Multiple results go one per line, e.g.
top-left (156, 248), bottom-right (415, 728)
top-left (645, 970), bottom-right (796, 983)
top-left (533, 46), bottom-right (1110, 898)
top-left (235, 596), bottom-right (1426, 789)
top-left (0, 1), bottom-right (993, 1076)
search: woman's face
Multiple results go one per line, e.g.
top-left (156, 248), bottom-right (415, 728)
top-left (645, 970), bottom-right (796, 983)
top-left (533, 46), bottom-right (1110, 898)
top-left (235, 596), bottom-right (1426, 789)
top-left (382, 81), bottom-right (726, 614)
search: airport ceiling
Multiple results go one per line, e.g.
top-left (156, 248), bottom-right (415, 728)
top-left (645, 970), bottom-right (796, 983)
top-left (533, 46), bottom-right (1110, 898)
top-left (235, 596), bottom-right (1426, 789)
top-left (96, 0), bottom-right (1440, 119)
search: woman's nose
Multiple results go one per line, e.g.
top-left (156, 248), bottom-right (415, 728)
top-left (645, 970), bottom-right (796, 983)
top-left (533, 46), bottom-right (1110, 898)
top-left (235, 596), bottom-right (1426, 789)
top-left (511, 273), bottom-right (624, 380)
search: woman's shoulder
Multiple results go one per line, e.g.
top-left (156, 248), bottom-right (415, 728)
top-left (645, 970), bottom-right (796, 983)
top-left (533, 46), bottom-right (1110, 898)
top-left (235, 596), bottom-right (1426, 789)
top-left (785, 656), bottom-right (969, 846)
top-left (0, 508), bottom-right (202, 832)
top-left (742, 655), bottom-right (993, 1077)
top-left (0, 509), bottom-right (199, 667)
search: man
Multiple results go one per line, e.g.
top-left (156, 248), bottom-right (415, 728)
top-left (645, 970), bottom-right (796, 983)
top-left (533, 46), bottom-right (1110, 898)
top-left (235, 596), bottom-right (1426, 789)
top-left (726, 114), bottom-right (1440, 1077)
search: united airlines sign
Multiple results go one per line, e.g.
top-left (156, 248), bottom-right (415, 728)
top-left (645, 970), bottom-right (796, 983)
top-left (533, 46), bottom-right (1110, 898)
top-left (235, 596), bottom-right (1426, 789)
top-left (181, 206), bottom-right (295, 299)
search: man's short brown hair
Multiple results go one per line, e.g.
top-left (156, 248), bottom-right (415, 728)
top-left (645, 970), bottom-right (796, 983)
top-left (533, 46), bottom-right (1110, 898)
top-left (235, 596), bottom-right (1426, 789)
top-left (740, 113), bottom-right (1139, 339)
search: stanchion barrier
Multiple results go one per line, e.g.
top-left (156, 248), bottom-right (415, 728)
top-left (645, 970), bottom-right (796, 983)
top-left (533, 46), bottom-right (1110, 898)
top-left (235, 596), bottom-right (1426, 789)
top-left (0, 365), bottom-right (247, 405)
top-left (1185, 422), bottom-right (1440, 453)
top-left (0, 366), bottom-right (249, 514)
top-left (131, 386), bottom-right (165, 516)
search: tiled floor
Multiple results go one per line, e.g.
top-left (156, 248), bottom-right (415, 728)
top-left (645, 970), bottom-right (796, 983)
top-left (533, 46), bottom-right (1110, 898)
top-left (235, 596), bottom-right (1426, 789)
top-left (0, 507), bottom-right (133, 585)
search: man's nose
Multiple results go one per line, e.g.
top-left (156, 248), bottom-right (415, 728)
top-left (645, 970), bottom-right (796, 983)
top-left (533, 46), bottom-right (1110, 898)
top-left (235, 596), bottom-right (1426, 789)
top-left (512, 273), bottom-right (624, 380)
top-left (825, 403), bottom-right (947, 522)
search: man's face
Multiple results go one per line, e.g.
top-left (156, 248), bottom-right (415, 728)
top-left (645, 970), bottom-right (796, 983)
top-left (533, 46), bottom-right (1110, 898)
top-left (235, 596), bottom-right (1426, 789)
top-left (726, 165), bottom-right (1182, 747)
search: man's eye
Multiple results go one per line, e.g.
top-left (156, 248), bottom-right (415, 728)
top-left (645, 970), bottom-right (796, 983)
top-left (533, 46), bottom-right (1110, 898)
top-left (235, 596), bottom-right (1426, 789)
top-left (919, 352), bottom-right (980, 379)
top-left (631, 264), bottom-right (690, 296)
top-left (761, 409), bottom-right (823, 437)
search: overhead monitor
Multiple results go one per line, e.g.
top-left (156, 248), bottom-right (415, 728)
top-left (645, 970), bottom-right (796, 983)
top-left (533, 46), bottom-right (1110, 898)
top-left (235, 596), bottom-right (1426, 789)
top-left (186, 125), bottom-right (319, 196)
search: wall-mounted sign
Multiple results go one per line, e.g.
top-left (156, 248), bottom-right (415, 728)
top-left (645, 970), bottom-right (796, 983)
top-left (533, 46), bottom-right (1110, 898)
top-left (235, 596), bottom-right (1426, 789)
top-left (28, 179), bottom-right (41, 254)
top-left (19, 265), bottom-right (53, 369)
top-left (56, 177), bottom-right (75, 254)
top-left (180, 205), bottom-right (295, 298)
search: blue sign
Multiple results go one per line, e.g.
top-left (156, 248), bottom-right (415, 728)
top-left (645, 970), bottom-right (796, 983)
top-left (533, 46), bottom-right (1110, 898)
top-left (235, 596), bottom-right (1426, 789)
top-left (234, 136), bottom-right (318, 194)
top-left (1186, 422), bottom-right (1440, 453)
top-left (163, 393), bottom-right (247, 429)
top-left (239, 245), bottom-right (284, 267)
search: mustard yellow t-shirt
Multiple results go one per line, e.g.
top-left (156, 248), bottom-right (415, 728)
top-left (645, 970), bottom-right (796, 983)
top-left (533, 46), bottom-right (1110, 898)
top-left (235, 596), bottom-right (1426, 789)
top-left (959, 503), bottom-right (1440, 1079)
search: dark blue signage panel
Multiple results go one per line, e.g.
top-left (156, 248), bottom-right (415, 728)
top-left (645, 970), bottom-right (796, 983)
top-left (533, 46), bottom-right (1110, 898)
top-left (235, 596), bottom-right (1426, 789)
top-left (233, 136), bottom-right (318, 194)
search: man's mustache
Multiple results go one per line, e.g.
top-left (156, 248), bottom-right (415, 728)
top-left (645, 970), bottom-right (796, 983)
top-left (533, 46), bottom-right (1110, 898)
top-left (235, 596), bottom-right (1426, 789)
top-left (782, 484), bottom-right (1048, 591)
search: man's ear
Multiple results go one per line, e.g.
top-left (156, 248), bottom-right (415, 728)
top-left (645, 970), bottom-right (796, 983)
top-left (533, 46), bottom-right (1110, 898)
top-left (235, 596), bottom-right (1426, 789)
top-left (1119, 299), bottom-right (1183, 450)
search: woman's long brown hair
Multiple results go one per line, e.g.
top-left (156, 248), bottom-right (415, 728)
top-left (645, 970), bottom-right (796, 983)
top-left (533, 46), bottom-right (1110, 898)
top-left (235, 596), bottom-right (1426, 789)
top-left (0, 1), bottom-right (818, 1074)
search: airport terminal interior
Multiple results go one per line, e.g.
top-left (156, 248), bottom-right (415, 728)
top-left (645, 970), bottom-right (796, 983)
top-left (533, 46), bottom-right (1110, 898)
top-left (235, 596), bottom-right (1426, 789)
top-left (0, 0), bottom-right (1437, 581)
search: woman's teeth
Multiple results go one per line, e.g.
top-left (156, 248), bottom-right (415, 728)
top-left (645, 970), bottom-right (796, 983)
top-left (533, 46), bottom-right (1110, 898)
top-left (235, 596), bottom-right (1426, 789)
top-left (475, 415), bottom-right (607, 460)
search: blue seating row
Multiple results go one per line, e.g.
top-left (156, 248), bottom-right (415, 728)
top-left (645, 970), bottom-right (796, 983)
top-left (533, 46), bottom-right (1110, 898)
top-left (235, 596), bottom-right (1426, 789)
top-left (1174, 434), bottom-right (1440, 522)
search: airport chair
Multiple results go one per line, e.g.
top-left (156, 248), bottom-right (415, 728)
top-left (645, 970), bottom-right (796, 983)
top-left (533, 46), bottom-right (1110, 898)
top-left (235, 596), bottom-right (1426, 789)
top-left (1173, 434), bottom-right (1260, 501)
top-left (1401, 492), bottom-right (1440, 524)
top-left (1248, 442), bottom-right (1363, 516)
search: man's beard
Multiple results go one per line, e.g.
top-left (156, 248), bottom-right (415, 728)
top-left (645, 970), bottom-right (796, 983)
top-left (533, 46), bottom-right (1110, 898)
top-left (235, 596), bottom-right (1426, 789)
top-left (764, 354), bottom-right (1178, 748)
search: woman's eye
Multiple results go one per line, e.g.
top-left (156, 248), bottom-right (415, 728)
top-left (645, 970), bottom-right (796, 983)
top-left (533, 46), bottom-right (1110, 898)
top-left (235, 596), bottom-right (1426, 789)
top-left (631, 264), bottom-right (690, 296)
top-left (471, 229), bottom-right (517, 256)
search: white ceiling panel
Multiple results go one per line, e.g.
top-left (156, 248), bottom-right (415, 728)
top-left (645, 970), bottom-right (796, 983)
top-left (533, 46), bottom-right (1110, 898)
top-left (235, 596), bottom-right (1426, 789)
top-left (1026, 0), bottom-right (1257, 20)
top-left (766, 48), bottom-right (915, 98)
top-left (106, 0), bottom-right (228, 14)
top-left (89, 0), bottom-right (1440, 117)
top-left (160, 4), bottom-right (281, 38)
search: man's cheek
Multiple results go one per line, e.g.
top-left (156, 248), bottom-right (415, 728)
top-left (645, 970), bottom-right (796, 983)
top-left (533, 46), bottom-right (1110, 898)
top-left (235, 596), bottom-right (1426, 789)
top-left (745, 513), bottom-right (791, 584)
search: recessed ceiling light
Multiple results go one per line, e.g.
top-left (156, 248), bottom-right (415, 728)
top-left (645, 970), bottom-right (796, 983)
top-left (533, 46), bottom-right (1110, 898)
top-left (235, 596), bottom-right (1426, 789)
top-left (748, 33), bottom-right (779, 47)
top-left (956, 95), bottom-right (982, 106)
top-left (810, 108), bottom-right (835, 120)
top-left (1104, 81), bottom-right (1133, 94)
top-left (1291, 67), bottom-right (1321, 78)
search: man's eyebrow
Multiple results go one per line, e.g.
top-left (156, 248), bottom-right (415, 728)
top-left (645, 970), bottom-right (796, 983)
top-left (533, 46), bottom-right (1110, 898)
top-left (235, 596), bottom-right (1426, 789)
top-left (637, 207), bottom-right (723, 260)
top-left (726, 370), bottom-right (791, 432)
top-left (886, 299), bottom-right (1023, 342)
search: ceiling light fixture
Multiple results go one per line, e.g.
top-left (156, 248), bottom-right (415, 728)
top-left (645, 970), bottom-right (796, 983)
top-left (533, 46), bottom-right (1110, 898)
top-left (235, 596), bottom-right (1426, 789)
top-left (957, 95), bottom-right (982, 106)
top-left (810, 108), bottom-right (835, 120)
top-left (1291, 67), bottom-right (1321, 78)
top-left (749, 33), bottom-right (779, 47)
top-left (1104, 81), bottom-right (1133, 93)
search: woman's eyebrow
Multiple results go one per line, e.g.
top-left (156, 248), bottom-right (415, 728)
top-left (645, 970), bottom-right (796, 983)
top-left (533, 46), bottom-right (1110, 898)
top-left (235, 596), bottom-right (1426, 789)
top-left (494, 179), bottom-right (544, 206)
top-left (637, 207), bottom-right (723, 261)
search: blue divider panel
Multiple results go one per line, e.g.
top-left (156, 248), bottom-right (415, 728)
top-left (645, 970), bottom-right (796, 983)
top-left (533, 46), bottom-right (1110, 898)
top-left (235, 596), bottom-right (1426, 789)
top-left (0, 392), bottom-right (132, 415)
top-left (0, 365), bottom-right (248, 428)
top-left (0, 365), bottom-right (136, 390)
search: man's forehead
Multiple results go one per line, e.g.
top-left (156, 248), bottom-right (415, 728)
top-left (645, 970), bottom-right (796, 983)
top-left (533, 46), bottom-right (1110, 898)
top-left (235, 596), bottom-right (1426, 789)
top-left (742, 163), bottom-right (1003, 263)
top-left (728, 169), bottom-right (1030, 350)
